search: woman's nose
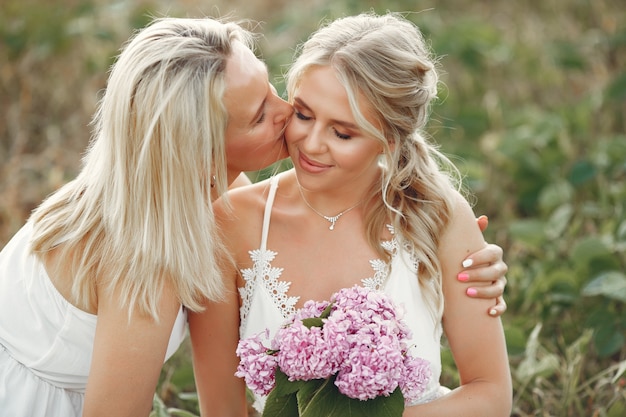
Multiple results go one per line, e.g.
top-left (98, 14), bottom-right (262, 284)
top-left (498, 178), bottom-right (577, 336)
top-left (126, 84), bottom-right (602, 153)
top-left (278, 97), bottom-right (294, 122)
top-left (277, 99), bottom-right (294, 123)
top-left (271, 94), bottom-right (294, 124)
top-left (300, 123), bottom-right (326, 154)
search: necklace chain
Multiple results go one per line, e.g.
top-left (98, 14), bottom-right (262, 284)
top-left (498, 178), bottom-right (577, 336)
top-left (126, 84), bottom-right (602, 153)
top-left (297, 184), bottom-right (363, 231)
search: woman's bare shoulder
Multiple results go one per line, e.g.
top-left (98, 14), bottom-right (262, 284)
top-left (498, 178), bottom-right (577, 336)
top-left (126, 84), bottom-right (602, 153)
top-left (222, 177), bottom-right (275, 215)
top-left (213, 177), bottom-right (275, 249)
top-left (438, 189), bottom-right (485, 272)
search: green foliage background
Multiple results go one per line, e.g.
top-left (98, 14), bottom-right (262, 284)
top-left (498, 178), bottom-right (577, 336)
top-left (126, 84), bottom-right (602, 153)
top-left (1, 0), bottom-right (625, 416)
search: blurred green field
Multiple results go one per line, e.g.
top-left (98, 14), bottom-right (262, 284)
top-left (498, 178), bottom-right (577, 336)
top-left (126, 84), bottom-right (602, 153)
top-left (1, 0), bottom-right (625, 416)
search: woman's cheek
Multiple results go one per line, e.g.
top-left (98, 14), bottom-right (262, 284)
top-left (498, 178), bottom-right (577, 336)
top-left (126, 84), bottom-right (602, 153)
top-left (284, 120), bottom-right (301, 144)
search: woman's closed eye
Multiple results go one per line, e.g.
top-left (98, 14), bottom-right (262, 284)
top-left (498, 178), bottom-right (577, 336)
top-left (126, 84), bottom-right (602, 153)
top-left (333, 128), bottom-right (351, 140)
top-left (294, 110), bottom-right (312, 121)
top-left (294, 108), bottom-right (351, 139)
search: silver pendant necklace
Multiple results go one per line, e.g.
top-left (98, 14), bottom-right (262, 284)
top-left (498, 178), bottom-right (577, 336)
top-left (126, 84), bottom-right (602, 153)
top-left (297, 184), bottom-right (363, 231)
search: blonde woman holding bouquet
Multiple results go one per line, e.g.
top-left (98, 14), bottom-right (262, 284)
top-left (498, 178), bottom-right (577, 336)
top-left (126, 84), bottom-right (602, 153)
top-left (190, 11), bottom-right (511, 417)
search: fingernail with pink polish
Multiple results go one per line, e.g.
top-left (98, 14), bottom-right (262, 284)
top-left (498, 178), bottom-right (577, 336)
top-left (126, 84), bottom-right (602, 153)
top-left (466, 288), bottom-right (478, 296)
top-left (457, 273), bottom-right (469, 282)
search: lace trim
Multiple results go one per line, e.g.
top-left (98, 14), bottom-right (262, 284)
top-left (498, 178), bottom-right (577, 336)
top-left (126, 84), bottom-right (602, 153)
top-left (362, 258), bottom-right (389, 291)
top-left (239, 248), bottom-right (299, 323)
top-left (239, 225), bottom-right (419, 325)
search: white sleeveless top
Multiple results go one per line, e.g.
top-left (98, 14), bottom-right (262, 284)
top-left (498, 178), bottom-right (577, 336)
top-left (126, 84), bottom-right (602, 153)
top-left (238, 175), bottom-right (449, 412)
top-left (0, 220), bottom-right (187, 417)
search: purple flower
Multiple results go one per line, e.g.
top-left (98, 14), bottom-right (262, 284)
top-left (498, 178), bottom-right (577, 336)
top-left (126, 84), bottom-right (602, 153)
top-left (235, 330), bottom-right (277, 396)
top-left (235, 285), bottom-right (432, 408)
top-left (275, 320), bottom-right (341, 380)
top-left (292, 299), bottom-right (331, 321)
top-left (335, 333), bottom-right (405, 400)
top-left (321, 310), bottom-right (353, 361)
top-left (399, 353), bottom-right (432, 404)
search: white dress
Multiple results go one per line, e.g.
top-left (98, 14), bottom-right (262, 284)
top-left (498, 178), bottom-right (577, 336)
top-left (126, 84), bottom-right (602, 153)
top-left (238, 175), bottom-right (449, 413)
top-left (0, 221), bottom-right (187, 417)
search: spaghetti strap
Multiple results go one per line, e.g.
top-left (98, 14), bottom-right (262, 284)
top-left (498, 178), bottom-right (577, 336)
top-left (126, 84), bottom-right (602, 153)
top-left (260, 175), bottom-right (280, 251)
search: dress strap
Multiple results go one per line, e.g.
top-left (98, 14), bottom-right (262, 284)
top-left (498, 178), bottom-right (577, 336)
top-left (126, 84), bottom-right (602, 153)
top-left (260, 175), bottom-right (280, 251)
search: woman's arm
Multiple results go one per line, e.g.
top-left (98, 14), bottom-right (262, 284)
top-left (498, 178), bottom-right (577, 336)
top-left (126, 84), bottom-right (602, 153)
top-left (405, 193), bottom-right (512, 417)
top-left (188, 271), bottom-right (248, 417)
top-left (189, 195), bottom-right (250, 417)
top-left (83, 280), bottom-right (180, 417)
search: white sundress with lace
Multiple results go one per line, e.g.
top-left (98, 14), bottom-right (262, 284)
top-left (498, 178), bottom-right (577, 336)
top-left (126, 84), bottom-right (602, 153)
top-left (238, 175), bottom-right (450, 413)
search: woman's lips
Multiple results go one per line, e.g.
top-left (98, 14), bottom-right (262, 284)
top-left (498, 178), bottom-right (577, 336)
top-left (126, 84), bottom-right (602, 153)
top-left (298, 151), bottom-right (331, 174)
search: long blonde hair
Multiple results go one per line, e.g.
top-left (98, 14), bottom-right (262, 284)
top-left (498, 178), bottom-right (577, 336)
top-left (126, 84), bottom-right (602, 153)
top-left (30, 17), bottom-right (254, 319)
top-left (286, 12), bottom-right (460, 320)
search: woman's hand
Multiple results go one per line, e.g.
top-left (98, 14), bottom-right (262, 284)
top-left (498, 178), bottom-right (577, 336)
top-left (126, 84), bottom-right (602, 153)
top-left (459, 215), bottom-right (508, 317)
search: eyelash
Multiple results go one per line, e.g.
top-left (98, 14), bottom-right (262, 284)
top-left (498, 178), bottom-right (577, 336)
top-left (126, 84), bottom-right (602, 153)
top-left (333, 129), bottom-right (351, 140)
top-left (256, 113), bottom-right (266, 124)
top-left (294, 110), bottom-right (352, 140)
top-left (294, 110), bottom-right (311, 121)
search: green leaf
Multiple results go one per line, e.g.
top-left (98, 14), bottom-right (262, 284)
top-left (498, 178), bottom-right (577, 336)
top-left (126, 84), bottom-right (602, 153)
top-left (593, 322), bottom-right (625, 357)
top-left (568, 159), bottom-right (597, 185)
top-left (320, 303), bottom-right (334, 318)
top-left (301, 317), bottom-right (324, 328)
top-left (299, 379), bottom-right (404, 417)
top-left (295, 378), bottom-right (327, 410)
top-left (608, 398), bottom-right (626, 417)
top-left (550, 40), bottom-right (587, 70)
top-left (514, 324), bottom-right (560, 382)
top-left (571, 237), bottom-right (612, 269)
top-left (545, 203), bottom-right (573, 239)
top-left (177, 392), bottom-right (198, 402)
top-left (150, 394), bottom-right (169, 417)
top-left (298, 378), bottom-right (340, 416)
top-left (301, 303), bottom-right (333, 327)
top-left (538, 182), bottom-right (574, 213)
top-left (263, 389), bottom-right (299, 417)
top-left (302, 303), bottom-right (333, 329)
top-left (582, 271), bottom-right (626, 302)
top-left (263, 369), bottom-right (306, 417)
top-left (606, 72), bottom-right (626, 101)
top-left (508, 219), bottom-right (545, 246)
top-left (266, 370), bottom-right (405, 417)
top-left (504, 325), bottom-right (530, 357)
top-left (273, 368), bottom-right (307, 396)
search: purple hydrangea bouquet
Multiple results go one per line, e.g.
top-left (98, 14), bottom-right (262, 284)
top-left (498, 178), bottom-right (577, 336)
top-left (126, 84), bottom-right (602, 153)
top-left (235, 285), bottom-right (431, 417)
